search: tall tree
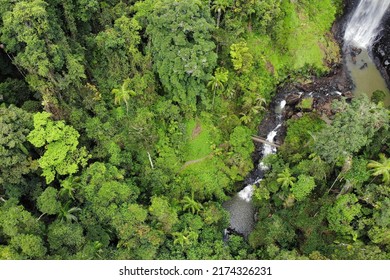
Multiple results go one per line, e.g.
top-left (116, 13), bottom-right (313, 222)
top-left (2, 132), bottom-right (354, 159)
top-left (0, 0), bottom-right (86, 114)
top-left (149, 196), bottom-right (178, 233)
top-left (313, 96), bottom-right (389, 164)
top-left (230, 41), bottom-right (253, 73)
top-left (0, 105), bottom-right (37, 198)
top-left (172, 227), bottom-right (198, 247)
top-left (91, 15), bottom-right (153, 95)
top-left (145, 0), bottom-right (217, 112)
top-left (27, 112), bottom-right (89, 184)
top-left (207, 67), bottom-right (229, 106)
top-left (211, 0), bottom-right (231, 28)
top-left (277, 168), bottom-right (296, 190)
top-left (111, 79), bottom-right (136, 114)
top-left (181, 193), bottom-right (203, 214)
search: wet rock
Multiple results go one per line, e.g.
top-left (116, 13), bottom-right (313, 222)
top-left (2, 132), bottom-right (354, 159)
top-left (360, 62), bottom-right (368, 70)
top-left (318, 102), bottom-right (333, 117)
top-left (337, 84), bottom-right (345, 91)
top-left (351, 55), bottom-right (357, 64)
top-left (349, 47), bottom-right (363, 65)
top-left (342, 91), bottom-right (354, 99)
top-left (372, 11), bottom-right (390, 88)
top-left (351, 47), bottom-right (362, 56)
top-left (285, 93), bottom-right (301, 105)
top-left (284, 110), bottom-right (294, 119)
top-left (378, 46), bottom-right (386, 56)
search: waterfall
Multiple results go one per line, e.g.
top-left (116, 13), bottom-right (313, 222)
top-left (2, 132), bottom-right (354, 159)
top-left (344, 0), bottom-right (390, 48)
top-left (223, 100), bottom-right (285, 237)
top-left (262, 124), bottom-right (282, 158)
top-left (238, 122), bottom-right (282, 201)
top-left (344, 0), bottom-right (390, 102)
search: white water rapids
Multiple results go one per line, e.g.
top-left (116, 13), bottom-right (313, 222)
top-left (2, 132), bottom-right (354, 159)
top-left (344, 0), bottom-right (390, 48)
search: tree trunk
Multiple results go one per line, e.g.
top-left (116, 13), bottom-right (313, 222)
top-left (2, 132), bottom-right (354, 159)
top-left (217, 9), bottom-right (221, 28)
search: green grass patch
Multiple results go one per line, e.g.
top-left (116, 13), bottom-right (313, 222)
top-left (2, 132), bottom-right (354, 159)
top-left (245, 0), bottom-right (340, 78)
top-left (183, 115), bottom-right (221, 161)
top-left (179, 115), bottom-right (235, 201)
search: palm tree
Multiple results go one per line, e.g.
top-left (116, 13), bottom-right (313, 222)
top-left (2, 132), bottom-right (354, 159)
top-left (172, 228), bottom-right (198, 247)
top-left (172, 232), bottom-right (188, 247)
top-left (181, 192), bottom-right (203, 214)
top-left (242, 93), bottom-right (266, 112)
top-left (211, 0), bottom-right (230, 28)
top-left (58, 201), bottom-right (81, 223)
top-left (59, 177), bottom-right (80, 200)
top-left (367, 154), bottom-right (390, 184)
top-left (207, 67), bottom-right (228, 106)
top-left (111, 79), bottom-right (136, 114)
top-left (239, 112), bottom-right (252, 124)
top-left (277, 168), bottom-right (296, 190)
top-left (254, 95), bottom-right (267, 111)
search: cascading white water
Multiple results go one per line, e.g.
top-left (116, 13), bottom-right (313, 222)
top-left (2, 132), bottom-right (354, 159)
top-left (238, 122), bottom-right (282, 201)
top-left (262, 123), bottom-right (282, 157)
top-left (344, 0), bottom-right (390, 104)
top-left (224, 100), bottom-right (285, 237)
top-left (238, 185), bottom-right (255, 202)
top-left (344, 0), bottom-right (390, 48)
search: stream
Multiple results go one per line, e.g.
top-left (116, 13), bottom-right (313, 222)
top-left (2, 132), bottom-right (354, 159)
top-left (223, 0), bottom-right (390, 239)
top-left (223, 100), bottom-right (286, 238)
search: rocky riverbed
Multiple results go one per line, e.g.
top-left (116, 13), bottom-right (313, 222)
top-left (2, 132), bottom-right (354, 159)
top-left (247, 3), bottom-right (356, 181)
top-left (252, 0), bottom-right (390, 169)
top-left (233, 0), bottom-right (390, 237)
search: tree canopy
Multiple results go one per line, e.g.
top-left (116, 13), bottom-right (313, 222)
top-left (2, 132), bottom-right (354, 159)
top-left (2, 0), bottom-right (390, 262)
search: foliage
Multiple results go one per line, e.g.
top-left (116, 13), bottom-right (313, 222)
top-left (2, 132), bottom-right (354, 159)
top-left (279, 113), bottom-right (325, 163)
top-left (149, 196), bottom-right (178, 233)
top-left (37, 187), bottom-right (61, 215)
top-left (10, 234), bottom-right (47, 259)
top-left (277, 168), bottom-right (296, 190)
top-left (90, 15), bottom-right (152, 95)
top-left (145, 0), bottom-right (217, 112)
top-left (313, 96), bottom-right (389, 164)
top-left (291, 175), bottom-right (315, 201)
top-left (230, 41), bottom-right (253, 73)
top-left (2, 0), bottom-right (389, 261)
top-left (0, 105), bottom-right (37, 198)
top-left (1, 0), bottom-right (85, 111)
top-left (208, 67), bottom-right (229, 105)
top-left (111, 79), bottom-right (136, 114)
top-left (297, 97), bottom-right (314, 110)
top-left (181, 193), bottom-right (203, 214)
top-left (327, 194), bottom-right (362, 240)
top-left (367, 154), bottom-right (390, 184)
top-left (227, 125), bottom-right (255, 178)
top-left (27, 112), bottom-right (90, 183)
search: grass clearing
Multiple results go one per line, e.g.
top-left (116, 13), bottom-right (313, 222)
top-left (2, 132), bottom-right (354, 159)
top-left (183, 115), bottom-right (221, 162)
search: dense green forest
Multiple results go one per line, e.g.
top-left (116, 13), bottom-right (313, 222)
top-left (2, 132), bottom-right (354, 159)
top-left (0, 0), bottom-right (389, 260)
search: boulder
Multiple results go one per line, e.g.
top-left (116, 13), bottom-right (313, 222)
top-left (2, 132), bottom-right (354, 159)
top-left (285, 93), bottom-right (301, 106)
